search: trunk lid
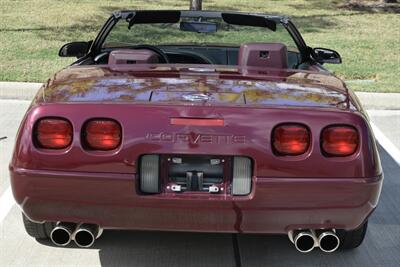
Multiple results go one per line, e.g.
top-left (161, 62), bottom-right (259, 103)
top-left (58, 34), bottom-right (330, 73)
top-left (37, 65), bottom-right (355, 110)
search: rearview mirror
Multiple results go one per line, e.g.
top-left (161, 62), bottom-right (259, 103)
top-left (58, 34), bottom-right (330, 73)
top-left (312, 48), bottom-right (342, 64)
top-left (59, 41), bottom-right (92, 58)
top-left (180, 21), bottom-right (217, 33)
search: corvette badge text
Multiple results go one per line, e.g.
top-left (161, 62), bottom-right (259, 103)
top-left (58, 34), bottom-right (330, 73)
top-left (146, 132), bottom-right (246, 144)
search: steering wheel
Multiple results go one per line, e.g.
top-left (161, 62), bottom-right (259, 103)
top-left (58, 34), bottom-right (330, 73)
top-left (166, 51), bottom-right (214, 65)
top-left (132, 45), bottom-right (170, 63)
top-left (94, 44), bottom-right (170, 64)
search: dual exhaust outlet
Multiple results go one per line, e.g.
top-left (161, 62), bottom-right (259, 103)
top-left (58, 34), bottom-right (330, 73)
top-left (288, 229), bottom-right (340, 253)
top-left (50, 223), bottom-right (101, 248)
top-left (51, 223), bottom-right (339, 252)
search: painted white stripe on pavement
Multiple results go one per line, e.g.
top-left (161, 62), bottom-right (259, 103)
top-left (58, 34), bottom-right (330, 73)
top-left (0, 186), bottom-right (15, 223)
top-left (0, 99), bottom-right (31, 103)
top-left (370, 122), bottom-right (400, 166)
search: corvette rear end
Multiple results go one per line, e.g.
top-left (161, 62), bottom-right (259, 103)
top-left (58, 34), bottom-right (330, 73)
top-left (9, 10), bottom-right (383, 252)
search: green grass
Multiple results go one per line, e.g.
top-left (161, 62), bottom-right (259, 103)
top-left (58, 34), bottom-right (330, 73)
top-left (0, 0), bottom-right (399, 92)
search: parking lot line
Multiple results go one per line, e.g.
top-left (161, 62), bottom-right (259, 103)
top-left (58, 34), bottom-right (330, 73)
top-left (0, 186), bottom-right (15, 223)
top-left (370, 122), bottom-right (400, 166)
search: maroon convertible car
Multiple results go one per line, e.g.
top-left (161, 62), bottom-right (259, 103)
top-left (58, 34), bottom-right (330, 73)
top-left (10, 10), bottom-right (383, 253)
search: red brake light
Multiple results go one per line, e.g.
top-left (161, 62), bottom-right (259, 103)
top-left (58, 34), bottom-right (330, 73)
top-left (272, 124), bottom-right (310, 156)
top-left (321, 126), bottom-right (359, 157)
top-left (35, 118), bottom-right (72, 149)
top-left (84, 119), bottom-right (121, 150)
top-left (170, 118), bottom-right (224, 126)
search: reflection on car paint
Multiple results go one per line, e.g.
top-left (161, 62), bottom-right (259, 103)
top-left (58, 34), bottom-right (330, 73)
top-left (35, 66), bottom-right (353, 109)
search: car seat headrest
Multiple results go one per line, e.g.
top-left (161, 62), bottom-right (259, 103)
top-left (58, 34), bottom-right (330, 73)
top-left (238, 43), bottom-right (288, 69)
top-left (108, 49), bottom-right (159, 65)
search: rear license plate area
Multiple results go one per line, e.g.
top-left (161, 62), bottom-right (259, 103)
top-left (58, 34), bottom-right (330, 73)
top-left (139, 154), bottom-right (252, 196)
top-left (161, 155), bottom-right (231, 194)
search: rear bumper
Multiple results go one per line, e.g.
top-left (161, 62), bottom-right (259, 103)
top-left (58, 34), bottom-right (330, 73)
top-left (10, 167), bottom-right (383, 233)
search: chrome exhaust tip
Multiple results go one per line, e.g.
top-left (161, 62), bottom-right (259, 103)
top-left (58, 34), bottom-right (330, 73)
top-left (288, 230), bottom-right (317, 253)
top-left (50, 222), bottom-right (76, 247)
top-left (294, 231), bottom-right (317, 253)
top-left (73, 224), bottom-right (99, 248)
top-left (318, 231), bottom-right (340, 253)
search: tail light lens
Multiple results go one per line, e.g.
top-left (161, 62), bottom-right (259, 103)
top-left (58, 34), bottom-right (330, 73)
top-left (272, 124), bottom-right (310, 156)
top-left (321, 126), bottom-right (359, 157)
top-left (83, 119), bottom-right (121, 150)
top-left (34, 118), bottom-right (72, 149)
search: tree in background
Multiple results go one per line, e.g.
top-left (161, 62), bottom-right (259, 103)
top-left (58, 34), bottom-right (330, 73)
top-left (190, 0), bottom-right (202, 10)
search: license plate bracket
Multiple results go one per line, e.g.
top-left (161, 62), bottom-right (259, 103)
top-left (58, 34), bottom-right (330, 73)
top-left (160, 154), bottom-right (232, 194)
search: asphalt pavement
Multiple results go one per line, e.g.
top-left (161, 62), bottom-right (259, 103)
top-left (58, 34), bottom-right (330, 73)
top-left (0, 99), bottom-right (399, 267)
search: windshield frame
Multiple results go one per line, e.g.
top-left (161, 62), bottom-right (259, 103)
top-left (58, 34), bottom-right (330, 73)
top-left (89, 10), bottom-right (309, 63)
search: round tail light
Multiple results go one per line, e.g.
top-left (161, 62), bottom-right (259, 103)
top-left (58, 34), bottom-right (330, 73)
top-left (321, 126), bottom-right (359, 157)
top-left (272, 124), bottom-right (310, 156)
top-left (83, 119), bottom-right (121, 150)
top-left (34, 118), bottom-right (72, 149)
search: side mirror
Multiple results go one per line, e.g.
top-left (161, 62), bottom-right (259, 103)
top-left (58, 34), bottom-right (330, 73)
top-left (312, 47), bottom-right (342, 64)
top-left (58, 41), bottom-right (92, 58)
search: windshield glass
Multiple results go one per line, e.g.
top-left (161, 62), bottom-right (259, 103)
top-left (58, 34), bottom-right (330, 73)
top-left (103, 18), bottom-right (299, 52)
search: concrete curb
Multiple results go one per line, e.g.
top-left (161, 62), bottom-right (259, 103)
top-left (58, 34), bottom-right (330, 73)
top-left (0, 82), bottom-right (42, 101)
top-left (355, 92), bottom-right (400, 110)
top-left (0, 82), bottom-right (399, 109)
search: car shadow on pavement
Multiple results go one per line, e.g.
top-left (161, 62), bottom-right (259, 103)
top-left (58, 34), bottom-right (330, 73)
top-left (96, 230), bottom-right (238, 267)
